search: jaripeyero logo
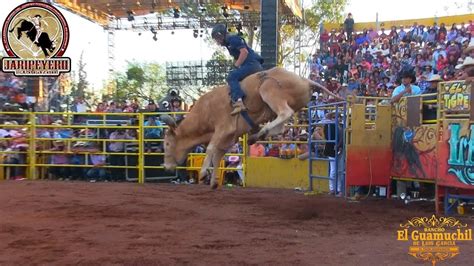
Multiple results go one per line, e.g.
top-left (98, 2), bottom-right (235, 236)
top-left (1, 1), bottom-right (70, 76)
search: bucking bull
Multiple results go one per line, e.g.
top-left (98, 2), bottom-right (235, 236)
top-left (162, 67), bottom-right (341, 189)
top-left (9, 19), bottom-right (56, 57)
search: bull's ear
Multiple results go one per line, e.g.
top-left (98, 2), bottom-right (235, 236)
top-left (161, 115), bottom-right (177, 131)
top-left (166, 127), bottom-right (176, 136)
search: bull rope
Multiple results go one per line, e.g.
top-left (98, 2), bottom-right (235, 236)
top-left (233, 72), bottom-right (282, 142)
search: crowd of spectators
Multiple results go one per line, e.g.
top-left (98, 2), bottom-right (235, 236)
top-left (251, 17), bottom-right (474, 159)
top-left (310, 17), bottom-right (474, 100)
top-left (0, 73), bottom-right (34, 112)
top-left (3, 16), bottom-right (474, 185)
top-left (0, 94), bottom-right (187, 182)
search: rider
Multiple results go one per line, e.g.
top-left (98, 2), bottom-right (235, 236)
top-left (211, 24), bottom-right (264, 115)
top-left (27, 15), bottom-right (47, 44)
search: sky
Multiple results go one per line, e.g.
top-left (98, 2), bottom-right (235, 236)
top-left (0, 0), bottom-right (472, 92)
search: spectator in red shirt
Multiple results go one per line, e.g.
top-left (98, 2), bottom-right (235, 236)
top-left (95, 102), bottom-right (106, 113)
top-left (326, 78), bottom-right (340, 93)
top-left (467, 20), bottom-right (474, 35)
top-left (437, 54), bottom-right (448, 71)
top-left (320, 29), bottom-right (330, 45)
top-left (336, 28), bottom-right (346, 42)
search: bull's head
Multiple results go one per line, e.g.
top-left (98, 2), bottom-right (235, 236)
top-left (161, 115), bottom-right (187, 171)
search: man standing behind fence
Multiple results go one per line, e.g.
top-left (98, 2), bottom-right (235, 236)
top-left (108, 126), bottom-right (133, 181)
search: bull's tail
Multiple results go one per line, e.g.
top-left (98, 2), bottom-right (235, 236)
top-left (8, 19), bottom-right (25, 32)
top-left (306, 79), bottom-right (344, 101)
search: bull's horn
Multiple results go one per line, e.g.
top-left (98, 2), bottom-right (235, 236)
top-left (160, 115), bottom-right (177, 129)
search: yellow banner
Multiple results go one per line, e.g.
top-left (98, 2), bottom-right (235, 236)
top-left (323, 13), bottom-right (473, 31)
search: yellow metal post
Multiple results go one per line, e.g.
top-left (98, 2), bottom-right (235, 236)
top-left (28, 112), bottom-right (36, 179)
top-left (242, 134), bottom-right (247, 187)
top-left (138, 113), bottom-right (144, 184)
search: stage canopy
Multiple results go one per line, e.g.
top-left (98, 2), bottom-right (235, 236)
top-left (54, 0), bottom-right (302, 27)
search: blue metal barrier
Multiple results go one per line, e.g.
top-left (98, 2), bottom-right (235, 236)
top-left (308, 101), bottom-right (346, 195)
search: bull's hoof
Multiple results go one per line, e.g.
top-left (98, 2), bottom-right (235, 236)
top-left (210, 182), bottom-right (218, 190)
top-left (199, 170), bottom-right (210, 183)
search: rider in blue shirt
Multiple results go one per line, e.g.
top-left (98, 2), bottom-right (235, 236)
top-left (211, 24), bottom-right (264, 115)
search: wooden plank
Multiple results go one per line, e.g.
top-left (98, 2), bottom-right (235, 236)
top-left (406, 96), bottom-right (421, 127)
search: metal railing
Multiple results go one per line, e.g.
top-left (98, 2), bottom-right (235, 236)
top-left (0, 111), bottom-right (246, 185)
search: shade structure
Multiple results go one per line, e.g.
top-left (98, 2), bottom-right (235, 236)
top-left (54, 0), bottom-right (302, 27)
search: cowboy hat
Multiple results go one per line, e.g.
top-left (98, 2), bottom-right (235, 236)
top-left (461, 57), bottom-right (474, 69)
top-left (400, 68), bottom-right (416, 83)
top-left (52, 119), bottom-right (64, 126)
top-left (455, 58), bottom-right (465, 70)
top-left (464, 39), bottom-right (474, 54)
top-left (427, 74), bottom-right (442, 82)
top-left (299, 129), bottom-right (308, 136)
top-left (228, 156), bottom-right (240, 163)
top-left (73, 141), bottom-right (88, 147)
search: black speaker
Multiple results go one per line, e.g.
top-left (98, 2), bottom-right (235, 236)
top-left (260, 0), bottom-right (278, 69)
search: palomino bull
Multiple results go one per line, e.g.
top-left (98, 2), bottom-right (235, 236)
top-left (162, 67), bottom-right (340, 188)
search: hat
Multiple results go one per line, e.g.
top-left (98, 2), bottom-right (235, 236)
top-left (52, 120), bottom-right (63, 126)
top-left (330, 77), bottom-right (337, 81)
top-left (73, 141), bottom-right (88, 147)
top-left (427, 74), bottom-right (442, 82)
top-left (465, 40), bottom-right (474, 54)
top-left (228, 156), bottom-right (240, 163)
top-left (299, 129), bottom-right (308, 136)
top-left (461, 57), bottom-right (474, 69)
top-left (400, 68), bottom-right (416, 83)
top-left (6, 121), bottom-right (18, 125)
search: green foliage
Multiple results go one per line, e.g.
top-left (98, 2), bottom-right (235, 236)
top-left (112, 61), bottom-right (168, 103)
top-left (278, 0), bottom-right (348, 66)
top-left (70, 51), bottom-right (89, 98)
top-left (204, 50), bottom-right (233, 87)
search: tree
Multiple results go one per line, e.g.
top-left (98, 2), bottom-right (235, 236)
top-left (71, 51), bottom-right (89, 98)
top-left (278, 0), bottom-right (348, 68)
top-left (112, 61), bottom-right (168, 103)
top-left (67, 51), bottom-right (94, 111)
top-left (204, 50), bottom-right (232, 87)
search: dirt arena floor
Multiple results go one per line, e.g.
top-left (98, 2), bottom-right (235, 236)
top-left (0, 181), bottom-right (473, 265)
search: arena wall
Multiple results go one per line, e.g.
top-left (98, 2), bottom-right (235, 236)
top-left (245, 157), bottom-right (329, 191)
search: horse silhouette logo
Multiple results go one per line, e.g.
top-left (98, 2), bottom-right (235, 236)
top-left (1, 2), bottom-right (70, 76)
